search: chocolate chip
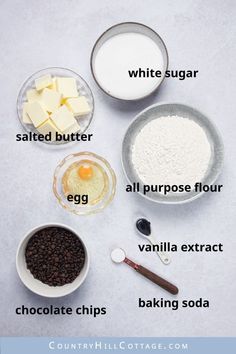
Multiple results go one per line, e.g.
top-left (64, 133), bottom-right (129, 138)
top-left (25, 226), bottom-right (85, 287)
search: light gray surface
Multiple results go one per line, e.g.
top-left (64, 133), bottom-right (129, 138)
top-left (0, 0), bottom-right (236, 337)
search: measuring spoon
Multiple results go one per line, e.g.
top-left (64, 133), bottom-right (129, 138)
top-left (111, 248), bottom-right (178, 295)
top-left (136, 218), bottom-right (171, 265)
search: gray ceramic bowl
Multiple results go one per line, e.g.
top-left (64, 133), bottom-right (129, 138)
top-left (122, 103), bottom-right (224, 204)
top-left (91, 22), bottom-right (168, 101)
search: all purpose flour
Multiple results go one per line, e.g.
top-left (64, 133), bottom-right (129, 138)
top-left (132, 116), bottom-right (211, 188)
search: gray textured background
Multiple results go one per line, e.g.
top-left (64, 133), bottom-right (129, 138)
top-left (0, 0), bottom-right (236, 337)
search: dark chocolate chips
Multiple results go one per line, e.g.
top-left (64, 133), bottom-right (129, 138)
top-left (25, 227), bottom-right (85, 287)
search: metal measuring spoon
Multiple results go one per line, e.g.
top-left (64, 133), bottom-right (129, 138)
top-left (111, 248), bottom-right (178, 295)
top-left (136, 218), bottom-right (171, 265)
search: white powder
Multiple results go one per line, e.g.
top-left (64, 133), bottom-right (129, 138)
top-left (132, 116), bottom-right (211, 188)
top-left (94, 32), bottom-right (164, 100)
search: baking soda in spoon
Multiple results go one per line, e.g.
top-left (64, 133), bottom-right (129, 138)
top-left (111, 248), bottom-right (178, 295)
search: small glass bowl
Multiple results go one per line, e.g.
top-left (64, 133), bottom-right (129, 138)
top-left (53, 152), bottom-right (116, 215)
top-left (17, 67), bottom-right (94, 145)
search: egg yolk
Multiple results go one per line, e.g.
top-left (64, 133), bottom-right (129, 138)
top-left (78, 165), bottom-right (93, 180)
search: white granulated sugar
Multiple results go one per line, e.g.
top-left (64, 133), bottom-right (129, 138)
top-left (94, 32), bottom-right (164, 100)
top-left (132, 116), bottom-right (211, 187)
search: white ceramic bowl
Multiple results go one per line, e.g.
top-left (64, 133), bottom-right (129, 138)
top-left (16, 223), bottom-right (90, 297)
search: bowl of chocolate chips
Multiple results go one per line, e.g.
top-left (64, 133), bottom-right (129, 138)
top-left (16, 223), bottom-right (90, 297)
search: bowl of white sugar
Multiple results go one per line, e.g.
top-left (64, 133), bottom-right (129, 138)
top-left (122, 103), bottom-right (224, 204)
top-left (91, 22), bottom-right (168, 100)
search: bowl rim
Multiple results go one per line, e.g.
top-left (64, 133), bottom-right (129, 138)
top-left (16, 66), bottom-right (95, 146)
top-left (121, 101), bottom-right (224, 205)
top-left (53, 151), bottom-right (117, 215)
top-left (90, 21), bottom-right (169, 101)
top-left (16, 222), bottom-right (90, 297)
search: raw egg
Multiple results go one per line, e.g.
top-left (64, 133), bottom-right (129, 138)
top-left (78, 165), bottom-right (93, 180)
top-left (62, 160), bottom-right (109, 205)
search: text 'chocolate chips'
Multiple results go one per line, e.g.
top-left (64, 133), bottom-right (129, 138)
top-left (25, 227), bottom-right (85, 287)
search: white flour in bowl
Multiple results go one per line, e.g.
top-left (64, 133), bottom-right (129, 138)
top-left (131, 116), bottom-right (211, 188)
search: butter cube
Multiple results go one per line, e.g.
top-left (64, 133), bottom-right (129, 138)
top-left (42, 88), bottom-right (62, 113)
top-left (35, 74), bottom-right (53, 91)
top-left (49, 77), bottom-right (57, 90)
top-left (56, 77), bottom-right (78, 98)
top-left (22, 102), bottom-right (32, 124)
top-left (26, 89), bottom-right (42, 103)
top-left (63, 120), bottom-right (80, 134)
top-left (37, 119), bottom-right (60, 141)
top-left (26, 101), bottom-right (49, 128)
top-left (66, 96), bottom-right (91, 116)
top-left (51, 105), bottom-right (76, 132)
